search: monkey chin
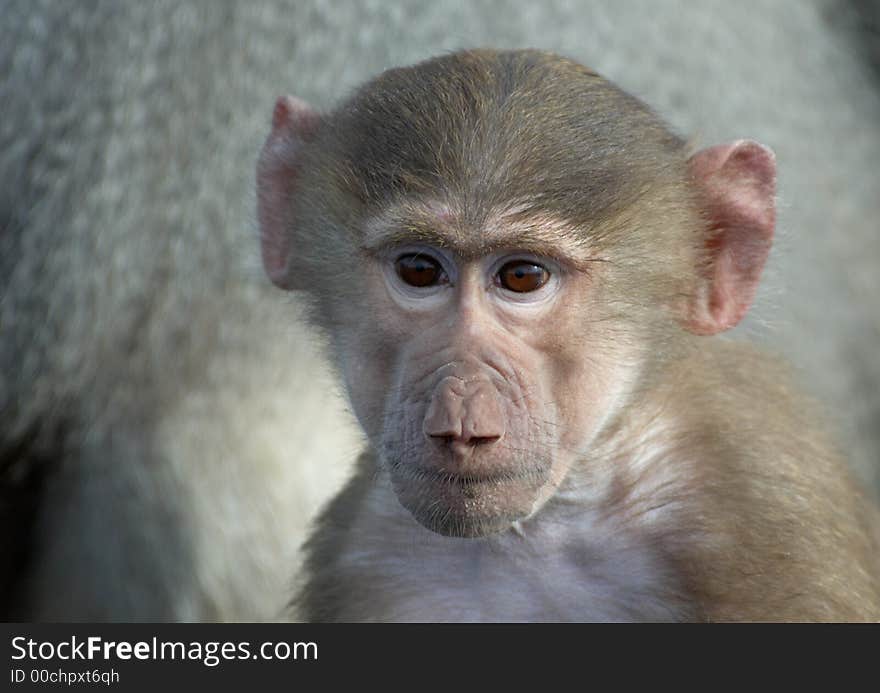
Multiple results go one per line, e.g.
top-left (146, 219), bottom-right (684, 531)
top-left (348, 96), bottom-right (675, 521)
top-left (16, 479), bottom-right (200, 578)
top-left (391, 469), bottom-right (549, 539)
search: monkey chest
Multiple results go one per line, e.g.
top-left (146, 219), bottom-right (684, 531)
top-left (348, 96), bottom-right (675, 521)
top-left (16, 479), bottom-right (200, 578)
top-left (338, 529), bottom-right (688, 622)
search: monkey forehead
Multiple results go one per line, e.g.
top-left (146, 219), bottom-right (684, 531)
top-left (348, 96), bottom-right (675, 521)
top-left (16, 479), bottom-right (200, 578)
top-left (360, 202), bottom-right (597, 265)
top-left (325, 49), bottom-right (688, 230)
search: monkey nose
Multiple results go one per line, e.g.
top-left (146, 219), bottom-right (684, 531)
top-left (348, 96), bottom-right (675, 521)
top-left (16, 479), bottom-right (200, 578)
top-left (423, 378), bottom-right (505, 450)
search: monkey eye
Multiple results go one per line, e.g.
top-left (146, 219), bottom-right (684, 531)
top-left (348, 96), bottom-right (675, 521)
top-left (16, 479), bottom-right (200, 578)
top-left (497, 261), bottom-right (549, 293)
top-left (395, 254), bottom-right (445, 288)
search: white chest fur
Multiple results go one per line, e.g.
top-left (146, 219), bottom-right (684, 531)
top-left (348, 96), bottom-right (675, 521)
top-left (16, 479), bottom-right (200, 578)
top-left (332, 480), bottom-right (689, 622)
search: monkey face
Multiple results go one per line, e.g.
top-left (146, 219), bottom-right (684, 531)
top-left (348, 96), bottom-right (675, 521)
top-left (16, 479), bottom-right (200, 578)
top-left (257, 51), bottom-right (769, 540)
top-left (336, 209), bottom-right (641, 538)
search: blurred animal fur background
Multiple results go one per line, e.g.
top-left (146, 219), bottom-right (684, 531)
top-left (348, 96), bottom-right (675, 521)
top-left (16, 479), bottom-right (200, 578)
top-left (1, 0), bottom-right (878, 620)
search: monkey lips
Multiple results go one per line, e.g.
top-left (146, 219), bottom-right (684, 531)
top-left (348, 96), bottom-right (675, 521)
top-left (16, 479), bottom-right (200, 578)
top-left (387, 450), bottom-right (553, 538)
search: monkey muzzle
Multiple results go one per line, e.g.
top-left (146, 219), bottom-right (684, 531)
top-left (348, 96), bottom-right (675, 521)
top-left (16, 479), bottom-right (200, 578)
top-left (387, 367), bottom-right (553, 538)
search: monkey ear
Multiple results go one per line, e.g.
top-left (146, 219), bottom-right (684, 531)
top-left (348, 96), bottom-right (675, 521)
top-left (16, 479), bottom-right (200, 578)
top-left (684, 140), bottom-right (776, 335)
top-left (257, 95), bottom-right (321, 290)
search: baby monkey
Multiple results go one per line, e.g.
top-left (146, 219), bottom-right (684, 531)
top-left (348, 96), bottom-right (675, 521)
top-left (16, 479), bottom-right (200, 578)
top-left (257, 49), bottom-right (880, 621)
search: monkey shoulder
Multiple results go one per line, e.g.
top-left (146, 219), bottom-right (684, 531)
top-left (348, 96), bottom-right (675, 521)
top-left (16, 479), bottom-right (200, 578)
top-left (663, 339), bottom-right (846, 469)
top-left (657, 340), bottom-right (880, 620)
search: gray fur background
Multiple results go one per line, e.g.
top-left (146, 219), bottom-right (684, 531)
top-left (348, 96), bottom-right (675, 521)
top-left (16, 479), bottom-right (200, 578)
top-left (1, 0), bottom-right (878, 620)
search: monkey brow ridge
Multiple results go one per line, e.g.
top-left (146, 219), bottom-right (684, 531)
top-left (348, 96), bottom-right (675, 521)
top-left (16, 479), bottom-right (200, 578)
top-left (360, 203), bottom-right (598, 266)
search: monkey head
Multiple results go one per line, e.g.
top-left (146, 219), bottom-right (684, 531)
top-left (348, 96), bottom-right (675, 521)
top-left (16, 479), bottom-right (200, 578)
top-left (257, 50), bottom-right (775, 538)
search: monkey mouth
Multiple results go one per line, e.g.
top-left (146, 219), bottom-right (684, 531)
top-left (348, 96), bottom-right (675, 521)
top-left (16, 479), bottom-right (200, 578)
top-left (390, 459), bottom-right (546, 489)
top-left (416, 467), bottom-right (534, 486)
top-left (388, 459), bottom-right (549, 537)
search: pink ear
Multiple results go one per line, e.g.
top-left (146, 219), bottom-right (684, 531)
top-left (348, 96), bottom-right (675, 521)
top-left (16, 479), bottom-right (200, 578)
top-left (256, 96), bottom-right (321, 290)
top-left (684, 140), bottom-right (776, 335)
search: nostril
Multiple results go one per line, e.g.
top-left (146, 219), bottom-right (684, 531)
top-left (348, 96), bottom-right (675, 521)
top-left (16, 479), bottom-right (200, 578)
top-left (428, 433), bottom-right (501, 449)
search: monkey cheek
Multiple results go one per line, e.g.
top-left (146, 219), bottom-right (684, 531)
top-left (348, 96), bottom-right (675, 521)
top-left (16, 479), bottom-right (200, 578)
top-left (390, 470), bottom-right (549, 538)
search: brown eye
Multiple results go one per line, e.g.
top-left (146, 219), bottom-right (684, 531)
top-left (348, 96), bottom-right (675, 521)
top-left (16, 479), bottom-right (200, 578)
top-left (498, 261), bottom-right (549, 293)
top-left (396, 254), bottom-right (443, 287)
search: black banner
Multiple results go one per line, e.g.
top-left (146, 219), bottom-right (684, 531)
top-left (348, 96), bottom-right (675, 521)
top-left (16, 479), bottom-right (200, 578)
top-left (1, 623), bottom-right (871, 690)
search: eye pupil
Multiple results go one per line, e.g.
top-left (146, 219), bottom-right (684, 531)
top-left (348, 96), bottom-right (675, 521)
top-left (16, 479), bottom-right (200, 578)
top-left (499, 261), bottom-right (549, 293)
top-left (396, 254), bottom-right (442, 287)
